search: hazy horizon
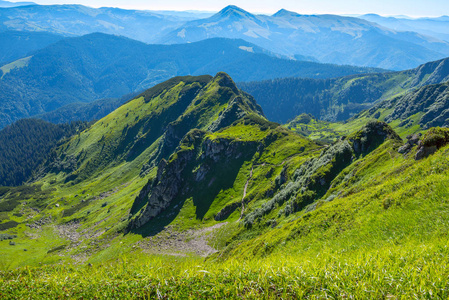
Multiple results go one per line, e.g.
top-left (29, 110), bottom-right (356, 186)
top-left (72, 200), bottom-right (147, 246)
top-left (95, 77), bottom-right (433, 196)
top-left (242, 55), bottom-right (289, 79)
top-left (5, 0), bottom-right (449, 18)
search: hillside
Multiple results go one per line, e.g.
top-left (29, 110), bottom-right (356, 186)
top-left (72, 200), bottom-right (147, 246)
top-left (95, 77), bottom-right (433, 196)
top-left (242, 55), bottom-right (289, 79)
top-left (239, 56), bottom-right (449, 123)
top-left (357, 81), bottom-right (449, 130)
top-left (0, 31), bottom-right (63, 64)
top-left (0, 119), bottom-right (88, 186)
top-left (2, 74), bottom-right (449, 297)
top-left (0, 33), bottom-right (384, 129)
top-left (159, 5), bottom-right (449, 70)
top-left (0, 72), bottom-right (288, 264)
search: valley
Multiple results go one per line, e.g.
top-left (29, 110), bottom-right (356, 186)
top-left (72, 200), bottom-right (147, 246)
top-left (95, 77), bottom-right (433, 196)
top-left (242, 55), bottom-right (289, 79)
top-left (1, 71), bottom-right (449, 297)
top-left (1, 2), bottom-right (449, 298)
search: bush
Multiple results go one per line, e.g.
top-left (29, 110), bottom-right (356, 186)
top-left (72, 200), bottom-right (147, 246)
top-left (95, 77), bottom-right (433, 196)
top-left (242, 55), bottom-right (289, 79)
top-left (0, 199), bottom-right (20, 212)
top-left (0, 233), bottom-right (17, 241)
top-left (422, 128), bottom-right (449, 149)
top-left (47, 245), bottom-right (67, 254)
top-left (0, 220), bottom-right (19, 231)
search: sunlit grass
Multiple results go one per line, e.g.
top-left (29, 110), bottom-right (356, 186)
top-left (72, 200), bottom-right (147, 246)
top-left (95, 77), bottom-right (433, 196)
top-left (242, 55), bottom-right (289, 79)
top-left (2, 241), bottom-right (448, 299)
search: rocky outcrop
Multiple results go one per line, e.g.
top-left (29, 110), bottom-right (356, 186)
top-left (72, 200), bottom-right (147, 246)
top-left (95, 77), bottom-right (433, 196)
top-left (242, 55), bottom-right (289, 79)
top-left (415, 145), bottom-right (438, 160)
top-left (131, 131), bottom-right (206, 229)
top-left (415, 127), bottom-right (449, 160)
top-left (349, 120), bottom-right (401, 155)
top-left (398, 133), bottom-right (421, 155)
top-left (214, 202), bottom-right (240, 221)
top-left (131, 129), bottom-right (260, 229)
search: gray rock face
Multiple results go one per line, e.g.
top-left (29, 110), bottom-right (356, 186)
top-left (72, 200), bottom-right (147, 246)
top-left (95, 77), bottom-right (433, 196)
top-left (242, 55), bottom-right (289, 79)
top-left (131, 135), bottom-right (200, 229)
top-left (214, 202), bottom-right (240, 221)
top-left (131, 130), bottom-right (259, 229)
top-left (415, 145), bottom-right (438, 160)
top-left (398, 133), bottom-right (421, 154)
top-left (349, 120), bottom-right (401, 155)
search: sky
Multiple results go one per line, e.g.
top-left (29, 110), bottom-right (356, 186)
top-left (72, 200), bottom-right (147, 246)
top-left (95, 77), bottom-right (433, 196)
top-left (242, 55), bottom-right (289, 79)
top-left (11, 0), bottom-right (449, 17)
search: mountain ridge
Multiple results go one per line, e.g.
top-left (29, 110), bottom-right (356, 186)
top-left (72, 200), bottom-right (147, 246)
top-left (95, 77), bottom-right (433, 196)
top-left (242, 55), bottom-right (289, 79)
top-left (159, 5), bottom-right (449, 70)
top-left (0, 33), bottom-right (385, 129)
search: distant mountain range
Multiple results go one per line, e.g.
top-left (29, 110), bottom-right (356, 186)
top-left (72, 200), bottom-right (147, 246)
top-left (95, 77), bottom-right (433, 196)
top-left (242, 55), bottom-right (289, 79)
top-left (1, 4), bottom-right (448, 70)
top-left (159, 5), bottom-right (449, 70)
top-left (0, 4), bottom-right (186, 42)
top-left (0, 33), bottom-right (383, 128)
top-left (0, 0), bottom-right (35, 7)
top-left (151, 10), bottom-right (214, 20)
top-left (360, 14), bottom-right (449, 42)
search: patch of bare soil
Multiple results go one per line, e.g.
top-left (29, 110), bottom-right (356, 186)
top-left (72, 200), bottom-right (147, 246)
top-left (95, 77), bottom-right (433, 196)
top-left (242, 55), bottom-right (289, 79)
top-left (137, 223), bottom-right (228, 257)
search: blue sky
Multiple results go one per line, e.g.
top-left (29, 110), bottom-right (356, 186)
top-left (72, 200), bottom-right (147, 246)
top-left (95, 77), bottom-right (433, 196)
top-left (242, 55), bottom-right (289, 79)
top-left (14, 0), bottom-right (449, 17)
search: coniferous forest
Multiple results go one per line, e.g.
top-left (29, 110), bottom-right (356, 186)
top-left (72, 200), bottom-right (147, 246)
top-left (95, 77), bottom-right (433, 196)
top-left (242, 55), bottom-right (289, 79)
top-left (0, 119), bottom-right (88, 186)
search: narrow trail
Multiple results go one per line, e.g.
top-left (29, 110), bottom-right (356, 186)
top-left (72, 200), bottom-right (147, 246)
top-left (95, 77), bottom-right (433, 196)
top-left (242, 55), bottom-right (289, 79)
top-left (239, 167), bottom-right (253, 220)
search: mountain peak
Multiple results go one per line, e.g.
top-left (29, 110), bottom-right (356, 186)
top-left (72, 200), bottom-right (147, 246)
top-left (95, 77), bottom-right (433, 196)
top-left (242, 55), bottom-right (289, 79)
top-left (213, 72), bottom-right (239, 94)
top-left (216, 5), bottom-right (253, 19)
top-left (273, 8), bottom-right (299, 17)
top-left (273, 8), bottom-right (300, 18)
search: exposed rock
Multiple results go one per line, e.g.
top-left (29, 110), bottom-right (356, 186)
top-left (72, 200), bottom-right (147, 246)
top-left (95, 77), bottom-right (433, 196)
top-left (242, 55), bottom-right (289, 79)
top-left (131, 131), bottom-right (206, 228)
top-left (137, 223), bottom-right (227, 257)
top-left (415, 127), bottom-right (449, 160)
top-left (398, 133), bottom-right (421, 154)
top-left (349, 120), bottom-right (401, 155)
top-left (26, 216), bottom-right (52, 229)
top-left (415, 145), bottom-right (437, 160)
top-left (131, 129), bottom-right (259, 229)
top-left (215, 202), bottom-right (240, 221)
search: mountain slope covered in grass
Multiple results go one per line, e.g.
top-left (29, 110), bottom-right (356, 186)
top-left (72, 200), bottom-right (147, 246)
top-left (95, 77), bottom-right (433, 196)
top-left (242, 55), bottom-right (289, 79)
top-left (239, 56), bottom-right (449, 123)
top-left (354, 81), bottom-right (449, 131)
top-left (0, 33), bottom-right (383, 129)
top-left (2, 74), bottom-right (449, 298)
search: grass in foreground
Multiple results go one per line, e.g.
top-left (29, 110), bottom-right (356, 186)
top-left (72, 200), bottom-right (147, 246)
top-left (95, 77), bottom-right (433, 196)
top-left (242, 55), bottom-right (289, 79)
top-left (1, 239), bottom-right (448, 299)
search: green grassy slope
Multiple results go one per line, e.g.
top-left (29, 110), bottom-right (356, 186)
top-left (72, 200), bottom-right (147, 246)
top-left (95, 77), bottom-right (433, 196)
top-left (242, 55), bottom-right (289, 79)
top-left (0, 72), bottom-right (285, 266)
top-left (2, 118), bottom-right (449, 298)
top-left (2, 74), bottom-right (449, 298)
top-left (358, 81), bottom-right (449, 130)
